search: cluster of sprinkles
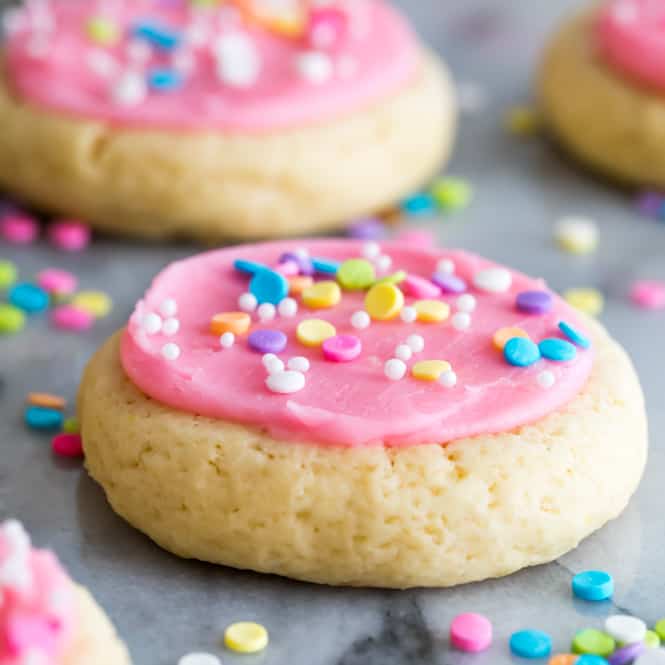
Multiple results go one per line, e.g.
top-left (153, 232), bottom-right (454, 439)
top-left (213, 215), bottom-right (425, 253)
top-left (23, 391), bottom-right (82, 458)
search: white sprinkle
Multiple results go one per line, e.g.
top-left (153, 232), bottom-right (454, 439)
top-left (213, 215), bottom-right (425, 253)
top-left (112, 71), bottom-right (147, 107)
top-left (350, 310), bottom-right (371, 330)
top-left (294, 247), bottom-right (310, 260)
top-left (296, 51), bottom-right (333, 84)
top-left (604, 615), bottom-right (647, 645)
top-left (384, 358), bottom-right (407, 381)
top-left (159, 298), bottom-right (178, 318)
top-left (473, 267), bottom-right (512, 293)
top-left (86, 49), bottom-right (118, 78)
top-left (400, 306), bottom-right (417, 324)
top-left (406, 334), bottom-right (425, 353)
top-left (287, 356), bottom-right (310, 373)
top-left (456, 294), bottom-right (477, 313)
top-left (362, 242), bottom-right (381, 260)
top-left (162, 318), bottom-right (180, 336)
top-left (178, 653), bottom-right (222, 665)
top-left (394, 344), bottom-right (412, 362)
top-left (439, 370), bottom-right (458, 388)
top-left (161, 343), bottom-right (181, 361)
top-left (278, 297), bottom-right (298, 318)
top-left (451, 312), bottom-right (471, 331)
top-left (266, 370), bottom-right (306, 394)
top-left (554, 216), bottom-right (599, 255)
top-left (376, 255), bottom-right (392, 273)
top-left (126, 39), bottom-right (152, 64)
top-left (220, 332), bottom-right (235, 348)
top-left (263, 354), bottom-right (285, 375)
top-left (215, 31), bottom-right (261, 88)
top-left (257, 303), bottom-right (276, 322)
top-left (142, 312), bottom-right (163, 335)
top-left (537, 370), bottom-right (556, 389)
top-left (238, 292), bottom-right (258, 312)
top-left (436, 259), bottom-right (455, 275)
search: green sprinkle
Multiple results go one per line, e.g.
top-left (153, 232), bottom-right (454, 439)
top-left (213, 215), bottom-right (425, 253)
top-left (63, 417), bottom-right (80, 434)
top-left (375, 270), bottom-right (407, 285)
top-left (0, 304), bottom-right (26, 334)
top-left (655, 620), bottom-right (665, 642)
top-left (430, 177), bottom-right (473, 211)
top-left (0, 260), bottom-right (17, 290)
top-left (572, 629), bottom-right (615, 657)
top-left (337, 259), bottom-right (376, 291)
top-left (645, 630), bottom-right (661, 648)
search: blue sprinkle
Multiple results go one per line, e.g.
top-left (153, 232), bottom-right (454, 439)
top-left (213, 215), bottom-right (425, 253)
top-left (147, 68), bottom-right (183, 91)
top-left (249, 269), bottom-right (288, 305)
top-left (572, 570), bottom-right (614, 601)
top-left (9, 283), bottom-right (49, 313)
top-left (401, 192), bottom-right (437, 216)
top-left (509, 630), bottom-right (552, 659)
top-left (577, 656), bottom-right (609, 665)
top-left (132, 20), bottom-right (181, 51)
top-left (25, 406), bottom-right (63, 431)
top-left (559, 321), bottom-right (591, 349)
top-left (504, 337), bottom-right (541, 367)
top-left (234, 259), bottom-right (268, 275)
top-left (539, 338), bottom-right (577, 362)
top-left (311, 258), bottom-right (340, 275)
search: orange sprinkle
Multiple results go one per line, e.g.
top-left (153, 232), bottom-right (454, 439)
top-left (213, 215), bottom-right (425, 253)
top-left (27, 392), bottom-right (66, 410)
top-left (492, 326), bottom-right (530, 351)
top-left (210, 312), bottom-right (251, 336)
top-left (549, 655), bottom-right (578, 665)
top-left (288, 276), bottom-right (313, 296)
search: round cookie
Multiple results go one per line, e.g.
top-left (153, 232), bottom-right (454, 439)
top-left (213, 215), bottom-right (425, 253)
top-left (0, 520), bottom-right (130, 664)
top-left (0, 1), bottom-right (454, 241)
top-left (539, 1), bottom-right (665, 187)
top-left (79, 240), bottom-right (647, 588)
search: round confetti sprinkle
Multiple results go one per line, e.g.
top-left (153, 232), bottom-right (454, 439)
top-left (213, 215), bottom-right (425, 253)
top-left (572, 570), bottom-right (614, 601)
top-left (365, 283), bottom-right (404, 321)
top-left (178, 653), bottom-right (221, 665)
top-left (0, 304), bottom-right (26, 334)
top-left (210, 312), bottom-right (251, 336)
top-left (474, 267), bottom-right (512, 293)
top-left (456, 294), bottom-right (477, 313)
top-left (9, 283), bottom-right (49, 313)
top-left (163, 318), bottom-right (180, 336)
top-left (322, 334), bottom-right (362, 362)
top-left (287, 356), bottom-right (310, 372)
top-left (564, 288), bottom-right (604, 317)
top-left (220, 332), bottom-right (235, 349)
top-left (439, 370), bottom-right (457, 388)
top-left (451, 312), bottom-right (471, 331)
top-left (431, 177), bottom-right (473, 211)
top-left (450, 612), bottom-right (492, 653)
top-left (539, 338), bottom-right (577, 362)
top-left (350, 310), bottom-right (371, 330)
top-left (384, 358), bottom-right (407, 381)
top-left (278, 297), bottom-right (298, 317)
top-left (25, 406), bottom-right (63, 431)
top-left (263, 354), bottom-right (285, 375)
top-left (645, 631), bottom-right (662, 648)
top-left (142, 312), bottom-right (162, 335)
top-left (376, 254), bottom-right (392, 272)
top-left (549, 655), bottom-right (579, 665)
top-left (161, 343), bottom-right (181, 361)
top-left (412, 359), bottom-right (451, 381)
top-left (493, 326), bottom-right (529, 351)
top-left (608, 641), bottom-right (645, 665)
top-left (238, 292), bottom-right (258, 312)
top-left (257, 303), bottom-right (277, 321)
top-left (504, 337), bottom-right (541, 367)
top-left (559, 321), bottom-right (591, 349)
top-left (37, 268), bottom-right (78, 295)
top-left (249, 329), bottom-right (287, 354)
top-left (72, 291), bottom-right (112, 318)
top-left (296, 319), bottom-right (336, 347)
top-left (402, 274), bottom-right (441, 299)
top-left (362, 242), bottom-right (381, 260)
top-left (605, 616), bottom-right (646, 645)
top-left (1, 213), bottom-right (38, 244)
top-left (159, 298), bottom-right (178, 318)
top-left (224, 622), bottom-right (269, 654)
top-left (572, 629), bottom-right (615, 657)
top-left (337, 259), bottom-right (376, 291)
top-left (516, 290), bottom-right (553, 314)
top-left (394, 344), bottom-right (412, 362)
top-left (432, 272), bottom-right (467, 294)
top-left (437, 259), bottom-right (455, 275)
top-left (288, 276), bottom-right (314, 296)
top-left (414, 299), bottom-right (450, 323)
top-left (51, 433), bottom-right (83, 458)
top-left (250, 269), bottom-right (289, 305)
top-left (554, 217), bottom-right (599, 255)
top-left (51, 305), bottom-right (95, 332)
top-left (279, 252), bottom-right (314, 276)
top-left (400, 306), bottom-right (417, 323)
top-left (537, 371), bottom-right (556, 389)
top-left (48, 220), bottom-right (91, 251)
top-left (0, 259), bottom-right (17, 289)
top-left (302, 281), bottom-right (342, 309)
top-left (406, 334), bottom-right (425, 353)
top-left (630, 280), bottom-right (665, 310)
top-left (510, 630), bottom-right (552, 659)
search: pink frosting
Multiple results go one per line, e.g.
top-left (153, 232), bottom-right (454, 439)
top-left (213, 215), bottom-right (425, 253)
top-left (3, 0), bottom-right (419, 131)
top-left (0, 521), bottom-right (76, 665)
top-left (596, 0), bottom-right (665, 90)
top-left (121, 240), bottom-right (594, 447)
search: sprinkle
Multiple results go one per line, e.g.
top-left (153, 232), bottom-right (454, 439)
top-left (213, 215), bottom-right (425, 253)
top-left (394, 344), bottom-right (412, 362)
top-left (645, 631), bottom-right (662, 648)
top-left (296, 319), bottom-right (336, 347)
top-left (235, 259), bottom-right (267, 275)
top-left (604, 616), bottom-right (647, 645)
top-left (400, 306), bottom-right (417, 323)
top-left (0, 304), bottom-right (26, 334)
top-left (36, 269), bottom-right (77, 295)
top-left (51, 433), bottom-right (83, 458)
top-left (456, 294), bottom-right (477, 313)
top-left (157, 298), bottom-right (177, 318)
top-left (288, 276), bottom-right (314, 295)
top-left (451, 312), bottom-right (471, 331)
top-left (0, 213), bottom-right (39, 245)
top-left (406, 334), bottom-right (425, 353)
top-left (0, 260), bottom-right (17, 289)
top-left (450, 613), bottom-right (492, 652)
top-left (296, 51), bottom-right (333, 84)
top-left (655, 620), bottom-right (665, 642)
top-left (63, 417), bottom-right (79, 434)
top-left (148, 67), bottom-right (183, 91)
top-left (302, 281), bottom-right (342, 309)
top-left (572, 570), bottom-right (614, 601)
top-left (537, 370), bottom-right (556, 389)
top-left (609, 643), bottom-right (645, 665)
top-left (276, 260), bottom-right (299, 277)
top-left (505, 105), bottom-right (541, 136)
top-left (347, 218), bottom-right (387, 240)
top-left (48, 220), bottom-right (91, 251)
top-left (439, 370), bottom-right (458, 388)
top-left (516, 290), bottom-right (553, 315)
top-left (430, 177), bottom-right (473, 211)
top-left (432, 272), bottom-right (467, 294)
top-left (9, 283), bottom-right (49, 313)
top-left (287, 357), bottom-right (310, 372)
top-left (630, 280), bottom-right (665, 310)
top-left (436, 259), bottom-right (455, 275)
top-left (564, 288), bottom-right (604, 317)
top-left (238, 292), bottom-right (258, 312)
top-left (25, 406), bottom-right (63, 431)
top-left (257, 303), bottom-right (277, 321)
top-left (413, 300), bottom-right (450, 323)
top-left (162, 318), bottom-right (180, 336)
top-left (210, 312), bottom-right (251, 336)
top-left (375, 255), bottom-right (392, 273)
top-left (86, 17), bottom-right (120, 45)
top-left (142, 312), bottom-right (163, 335)
top-left (402, 274), bottom-right (441, 299)
top-left (220, 332), bottom-right (235, 348)
top-left (376, 271), bottom-right (407, 285)
top-left (161, 343), bottom-right (181, 360)
top-left (51, 305), bottom-right (95, 332)
top-left (493, 326), bottom-right (529, 351)
top-left (384, 358), bottom-right (407, 381)
top-left (27, 393), bottom-right (66, 410)
top-left (132, 20), bottom-right (181, 51)
top-left (71, 291), bottom-right (112, 318)
top-left (225, 621), bottom-right (269, 654)
top-left (280, 251), bottom-right (314, 276)
top-left (323, 334), bottom-right (362, 362)
top-left (554, 217), bottom-right (599, 255)
top-left (572, 629), bottom-right (615, 657)
top-left (278, 297), bottom-right (298, 317)
top-left (337, 259), bottom-right (376, 291)
top-left (402, 192), bottom-right (437, 216)
top-left (510, 630), bottom-right (552, 659)
top-left (539, 338), bottom-right (577, 362)
top-left (365, 283), bottom-right (404, 320)
top-left (311, 258), bottom-right (340, 275)
top-left (504, 337), bottom-right (541, 367)
top-left (362, 242), bottom-right (381, 260)
top-left (214, 32), bottom-right (261, 88)
top-left (249, 329), bottom-right (287, 354)
top-left (350, 310), bottom-right (371, 330)
top-left (112, 71), bottom-right (148, 106)
top-left (412, 360), bottom-right (451, 381)
top-left (178, 653), bottom-right (221, 665)
top-left (474, 267), bottom-right (512, 293)
top-left (262, 354), bottom-right (285, 374)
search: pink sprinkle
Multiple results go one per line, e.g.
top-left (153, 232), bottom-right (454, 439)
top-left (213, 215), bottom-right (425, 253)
top-left (393, 228), bottom-right (436, 248)
top-left (0, 213), bottom-right (39, 245)
top-left (50, 305), bottom-right (95, 332)
top-left (307, 7), bottom-right (348, 49)
top-left (630, 279), bottom-right (665, 310)
top-left (450, 613), bottom-right (493, 653)
top-left (37, 268), bottom-right (78, 295)
top-left (51, 433), bottom-right (83, 458)
top-left (275, 260), bottom-right (299, 277)
top-left (403, 274), bottom-right (442, 299)
top-left (322, 334), bottom-right (362, 362)
top-left (48, 220), bottom-right (91, 252)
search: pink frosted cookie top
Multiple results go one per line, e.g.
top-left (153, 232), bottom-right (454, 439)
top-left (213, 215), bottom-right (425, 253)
top-left (596, 0), bottom-right (665, 90)
top-left (2, 0), bottom-right (419, 131)
top-left (121, 239), bottom-right (594, 447)
top-left (0, 521), bottom-right (76, 665)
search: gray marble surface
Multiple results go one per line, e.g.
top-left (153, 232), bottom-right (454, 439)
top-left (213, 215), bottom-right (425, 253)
top-left (1, 1), bottom-right (665, 663)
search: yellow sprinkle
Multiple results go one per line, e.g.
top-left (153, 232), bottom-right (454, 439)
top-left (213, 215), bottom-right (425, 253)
top-left (412, 360), bottom-right (451, 381)
top-left (296, 319), bottom-right (336, 347)
top-left (563, 288), bottom-right (604, 317)
top-left (86, 17), bottom-right (120, 45)
top-left (414, 300), bottom-right (450, 323)
top-left (505, 105), bottom-right (541, 136)
top-left (71, 291), bottom-right (112, 318)
top-left (492, 326), bottom-right (530, 351)
top-left (364, 283), bottom-right (404, 321)
top-left (224, 622), bottom-right (269, 654)
top-left (301, 281), bottom-right (341, 309)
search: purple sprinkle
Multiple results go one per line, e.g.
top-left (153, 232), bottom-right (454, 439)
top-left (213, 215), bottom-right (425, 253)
top-left (636, 191), bottom-right (664, 217)
top-left (279, 252), bottom-right (314, 276)
top-left (608, 642), bottom-right (645, 665)
top-left (347, 217), bottom-right (387, 240)
top-left (431, 272), bottom-right (467, 294)
top-left (248, 329), bottom-right (287, 354)
top-left (516, 290), bottom-right (553, 315)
